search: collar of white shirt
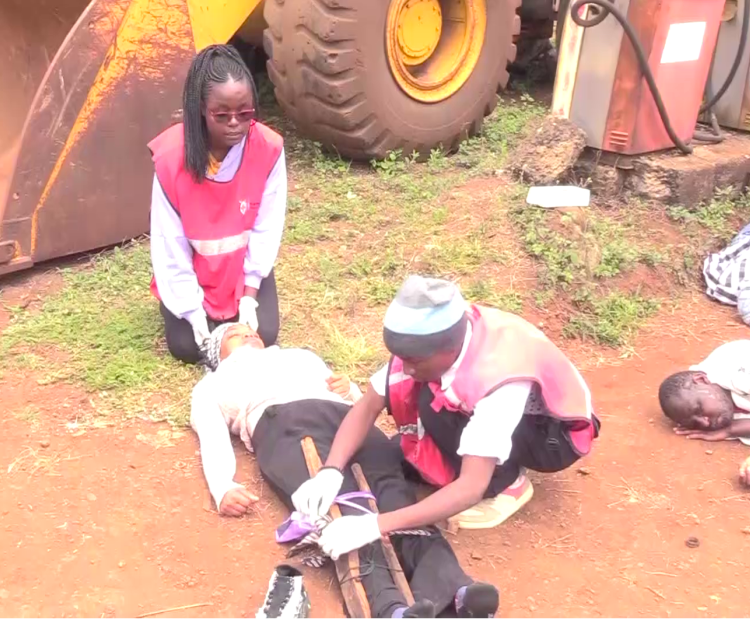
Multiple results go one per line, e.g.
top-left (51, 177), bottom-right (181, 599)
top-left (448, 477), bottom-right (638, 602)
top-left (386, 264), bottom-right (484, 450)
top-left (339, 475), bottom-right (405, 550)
top-left (208, 135), bottom-right (247, 182)
top-left (440, 323), bottom-right (473, 392)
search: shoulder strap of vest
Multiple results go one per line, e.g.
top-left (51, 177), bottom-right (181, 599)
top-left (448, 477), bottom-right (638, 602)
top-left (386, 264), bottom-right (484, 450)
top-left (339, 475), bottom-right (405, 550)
top-left (148, 123), bottom-right (185, 210)
top-left (148, 123), bottom-right (184, 162)
top-left (245, 122), bottom-right (284, 184)
top-left (253, 122), bottom-right (284, 152)
top-left (385, 356), bottom-right (395, 417)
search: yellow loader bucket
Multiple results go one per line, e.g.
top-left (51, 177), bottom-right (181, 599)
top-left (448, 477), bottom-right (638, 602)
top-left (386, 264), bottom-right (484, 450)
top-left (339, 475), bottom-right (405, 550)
top-left (0, 0), bottom-right (262, 276)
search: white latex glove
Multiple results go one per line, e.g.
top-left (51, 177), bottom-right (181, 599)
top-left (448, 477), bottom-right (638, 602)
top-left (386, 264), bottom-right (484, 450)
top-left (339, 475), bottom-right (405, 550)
top-left (238, 296), bottom-right (259, 331)
top-left (291, 467), bottom-right (344, 518)
top-left (191, 313), bottom-right (211, 348)
top-left (319, 513), bottom-right (381, 561)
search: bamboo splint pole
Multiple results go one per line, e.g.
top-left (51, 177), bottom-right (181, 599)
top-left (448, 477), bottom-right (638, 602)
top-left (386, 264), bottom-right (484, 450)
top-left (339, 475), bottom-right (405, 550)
top-left (300, 437), bottom-right (371, 618)
top-left (351, 463), bottom-right (415, 606)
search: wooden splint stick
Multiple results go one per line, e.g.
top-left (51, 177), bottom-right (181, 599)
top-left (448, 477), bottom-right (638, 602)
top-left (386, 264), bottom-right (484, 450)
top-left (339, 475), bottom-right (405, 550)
top-left (300, 437), bottom-right (371, 618)
top-left (351, 463), bottom-right (415, 606)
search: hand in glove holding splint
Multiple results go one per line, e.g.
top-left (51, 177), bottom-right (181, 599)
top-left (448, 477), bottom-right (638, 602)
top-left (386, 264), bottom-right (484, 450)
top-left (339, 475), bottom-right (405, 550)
top-left (291, 467), bottom-right (343, 519)
top-left (318, 513), bottom-right (382, 560)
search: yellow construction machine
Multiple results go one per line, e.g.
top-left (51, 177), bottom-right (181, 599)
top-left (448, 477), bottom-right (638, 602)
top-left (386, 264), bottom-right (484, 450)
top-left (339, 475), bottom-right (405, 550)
top-left (0, 0), bottom-right (561, 276)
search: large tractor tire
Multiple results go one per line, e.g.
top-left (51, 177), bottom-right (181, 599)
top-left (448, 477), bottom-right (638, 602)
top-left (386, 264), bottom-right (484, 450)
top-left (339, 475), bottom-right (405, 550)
top-left (263, 0), bottom-right (521, 160)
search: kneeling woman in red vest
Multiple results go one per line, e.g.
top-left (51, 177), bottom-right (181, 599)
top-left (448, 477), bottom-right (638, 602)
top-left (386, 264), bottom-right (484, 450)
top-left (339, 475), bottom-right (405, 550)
top-left (291, 275), bottom-right (601, 561)
top-left (149, 45), bottom-right (286, 364)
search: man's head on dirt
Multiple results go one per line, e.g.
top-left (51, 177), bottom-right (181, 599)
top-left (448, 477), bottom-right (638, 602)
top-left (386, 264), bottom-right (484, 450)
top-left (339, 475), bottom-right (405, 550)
top-left (182, 44), bottom-right (259, 182)
top-left (659, 370), bottom-right (735, 430)
top-left (382, 276), bottom-right (468, 382)
top-left (204, 323), bottom-right (264, 371)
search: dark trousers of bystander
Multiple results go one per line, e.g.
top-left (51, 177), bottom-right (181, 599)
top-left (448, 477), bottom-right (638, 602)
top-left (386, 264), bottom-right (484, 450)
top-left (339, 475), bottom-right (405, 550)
top-left (416, 383), bottom-right (594, 497)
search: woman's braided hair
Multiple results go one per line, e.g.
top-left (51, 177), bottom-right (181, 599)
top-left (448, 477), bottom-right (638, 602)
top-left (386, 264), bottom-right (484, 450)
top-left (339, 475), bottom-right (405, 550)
top-left (182, 44), bottom-right (259, 182)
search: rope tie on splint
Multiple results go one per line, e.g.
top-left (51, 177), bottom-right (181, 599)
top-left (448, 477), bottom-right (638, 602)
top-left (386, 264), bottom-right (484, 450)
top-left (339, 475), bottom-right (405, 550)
top-left (275, 491), bottom-right (432, 568)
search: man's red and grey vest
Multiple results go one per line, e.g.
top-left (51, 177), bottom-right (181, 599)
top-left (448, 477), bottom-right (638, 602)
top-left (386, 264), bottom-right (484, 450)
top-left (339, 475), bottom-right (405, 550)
top-left (148, 122), bottom-right (283, 319)
top-left (386, 305), bottom-right (597, 487)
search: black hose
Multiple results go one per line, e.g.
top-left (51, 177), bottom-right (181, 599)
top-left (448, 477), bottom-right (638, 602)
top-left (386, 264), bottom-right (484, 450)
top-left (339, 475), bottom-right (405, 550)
top-left (693, 79), bottom-right (724, 144)
top-left (569, 0), bottom-right (693, 154)
top-left (693, 111), bottom-right (724, 143)
top-left (700, 0), bottom-right (749, 113)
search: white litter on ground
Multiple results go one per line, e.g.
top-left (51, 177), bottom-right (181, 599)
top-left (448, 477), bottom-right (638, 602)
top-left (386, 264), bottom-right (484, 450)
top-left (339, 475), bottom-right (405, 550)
top-left (526, 185), bottom-right (591, 209)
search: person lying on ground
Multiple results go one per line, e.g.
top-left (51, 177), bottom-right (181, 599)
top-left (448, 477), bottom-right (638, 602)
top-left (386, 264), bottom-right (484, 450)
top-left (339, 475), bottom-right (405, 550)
top-left (703, 222), bottom-right (750, 327)
top-left (292, 276), bottom-right (600, 561)
top-left (189, 323), bottom-right (500, 619)
top-left (659, 340), bottom-right (750, 485)
top-left (659, 340), bottom-right (750, 443)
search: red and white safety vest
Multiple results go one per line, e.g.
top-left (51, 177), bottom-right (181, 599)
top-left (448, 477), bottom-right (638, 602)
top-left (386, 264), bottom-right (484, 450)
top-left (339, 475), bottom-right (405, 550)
top-left (148, 122), bottom-right (283, 319)
top-left (386, 305), bottom-right (597, 487)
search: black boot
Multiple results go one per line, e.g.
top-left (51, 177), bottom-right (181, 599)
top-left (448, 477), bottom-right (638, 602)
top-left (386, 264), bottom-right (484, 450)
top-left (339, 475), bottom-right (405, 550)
top-left (456, 583), bottom-right (499, 618)
top-left (403, 599), bottom-right (436, 618)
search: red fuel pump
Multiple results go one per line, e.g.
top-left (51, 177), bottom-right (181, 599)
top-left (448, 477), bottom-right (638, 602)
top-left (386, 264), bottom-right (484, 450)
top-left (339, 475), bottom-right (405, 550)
top-left (553, 0), bottom-right (726, 155)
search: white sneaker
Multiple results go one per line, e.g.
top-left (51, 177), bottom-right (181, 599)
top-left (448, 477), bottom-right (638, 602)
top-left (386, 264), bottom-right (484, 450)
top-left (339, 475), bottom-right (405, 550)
top-left (450, 472), bottom-right (534, 531)
top-left (256, 565), bottom-right (311, 618)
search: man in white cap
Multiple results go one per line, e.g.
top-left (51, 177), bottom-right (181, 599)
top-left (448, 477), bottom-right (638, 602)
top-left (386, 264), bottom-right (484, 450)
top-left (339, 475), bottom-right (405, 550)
top-left (293, 275), bottom-right (600, 561)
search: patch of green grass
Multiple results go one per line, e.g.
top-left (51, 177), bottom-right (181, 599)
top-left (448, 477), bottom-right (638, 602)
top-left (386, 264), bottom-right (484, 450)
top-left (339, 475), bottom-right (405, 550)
top-left (421, 234), bottom-right (491, 277)
top-left (1, 243), bottom-right (198, 425)
top-left (314, 322), bottom-right (384, 385)
top-left (533, 289), bottom-right (555, 309)
top-left (431, 206), bottom-right (449, 226)
top-left (386, 173), bottom-right (455, 213)
top-left (427, 148), bottom-right (450, 173)
top-left (484, 93), bottom-right (545, 145)
top-left (317, 254), bottom-right (343, 287)
top-left (13, 405), bottom-right (41, 428)
top-left (639, 247), bottom-right (666, 268)
top-left (512, 201), bottom-right (666, 288)
top-left (370, 149), bottom-right (410, 178)
top-left (564, 292), bottom-right (660, 346)
top-left (276, 131), bottom-right (523, 364)
top-left (594, 237), bottom-right (640, 278)
top-left (1, 304), bottom-right (25, 321)
top-left (12, 352), bottom-right (46, 371)
top-left (456, 94), bottom-right (546, 173)
top-left (285, 217), bottom-right (331, 244)
top-left (672, 248), bottom-right (699, 286)
top-left (512, 204), bottom-right (579, 286)
top-left (464, 281), bottom-right (523, 313)
top-left (668, 188), bottom-right (750, 242)
top-left (310, 143), bottom-right (352, 176)
top-left (364, 278), bottom-right (400, 305)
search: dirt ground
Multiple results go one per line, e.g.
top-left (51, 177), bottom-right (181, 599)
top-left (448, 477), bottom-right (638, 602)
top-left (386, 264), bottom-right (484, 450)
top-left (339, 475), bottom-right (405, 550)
top-left (1, 267), bottom-right (749, 619)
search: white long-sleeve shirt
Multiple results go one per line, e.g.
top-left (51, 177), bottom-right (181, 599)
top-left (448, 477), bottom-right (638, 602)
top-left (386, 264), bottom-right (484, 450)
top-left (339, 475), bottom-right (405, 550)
top-left (190, 345), bottom-right (362, 509)
top-left (150, 136), bottom-right (287, 327)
